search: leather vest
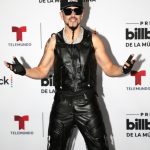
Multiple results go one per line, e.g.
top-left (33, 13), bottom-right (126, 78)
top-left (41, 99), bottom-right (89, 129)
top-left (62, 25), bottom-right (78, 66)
top-left (54, 28), bottom-right (97, 92)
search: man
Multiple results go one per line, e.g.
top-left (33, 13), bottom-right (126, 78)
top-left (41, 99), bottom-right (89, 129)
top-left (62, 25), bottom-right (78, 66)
top-left (5, 0), bottom-right (135, 149)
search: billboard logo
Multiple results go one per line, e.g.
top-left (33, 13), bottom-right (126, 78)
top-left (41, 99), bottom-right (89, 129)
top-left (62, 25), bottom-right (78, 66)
top-left (14, 115), bottom-right (29, 130)
top-left (131, 70), bottom-right (146, 85)
top-left (41, 74), bottom-right (55, 94)
top-left (125, 21), bottom-right (150, 48)
top-left (12, 26), bottom-right (27, 41)
top-left (126, 113), bottom-right (150, 138)
top-left (126, 119), bottom-right (150, 130)
top-left (41, 74), bottom-right (54, 86)
top-left (126, 28), bottom-right (150, 40)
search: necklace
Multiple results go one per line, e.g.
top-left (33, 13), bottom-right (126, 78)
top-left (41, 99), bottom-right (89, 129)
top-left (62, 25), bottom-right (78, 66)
top-left (63, 27), bottom-right (84, 44)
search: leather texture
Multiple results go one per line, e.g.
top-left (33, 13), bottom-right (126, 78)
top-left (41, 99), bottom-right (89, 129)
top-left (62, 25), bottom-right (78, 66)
top-left (47, 28), bottom-right (109, 150)
top-left (48, 89), bottom-right (109, 150)
top-left (54, 28), bottom-right (97, 92)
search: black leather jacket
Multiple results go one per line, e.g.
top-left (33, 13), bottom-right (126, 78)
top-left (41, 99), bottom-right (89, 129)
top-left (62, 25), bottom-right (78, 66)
top-left (54, 28), bottom-right (97, 92)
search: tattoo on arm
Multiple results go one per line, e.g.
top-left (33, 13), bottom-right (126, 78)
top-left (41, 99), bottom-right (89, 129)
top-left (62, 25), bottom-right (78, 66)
top-left (45, 38), bottom-right (51, 50)
top-left (38, 38), bottom-right (51, 66)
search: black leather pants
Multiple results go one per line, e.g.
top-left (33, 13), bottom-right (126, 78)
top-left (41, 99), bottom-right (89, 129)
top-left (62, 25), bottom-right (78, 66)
top-left (47, 89), bottom-right (109, 150)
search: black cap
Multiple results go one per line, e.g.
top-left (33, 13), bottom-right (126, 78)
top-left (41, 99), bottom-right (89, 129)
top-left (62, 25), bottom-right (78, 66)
top-left (60, 0), bottom-right (83, 10)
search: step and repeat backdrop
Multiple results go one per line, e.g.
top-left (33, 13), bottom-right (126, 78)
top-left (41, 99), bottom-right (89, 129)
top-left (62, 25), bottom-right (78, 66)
top-left (0, 0), bottom-right (150, 150)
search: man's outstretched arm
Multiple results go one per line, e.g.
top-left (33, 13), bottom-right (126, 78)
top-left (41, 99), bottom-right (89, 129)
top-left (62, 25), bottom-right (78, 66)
top-left (4, 34), bottom-right (56, 79)
top-left (92, 33), bottom-right (135, 77)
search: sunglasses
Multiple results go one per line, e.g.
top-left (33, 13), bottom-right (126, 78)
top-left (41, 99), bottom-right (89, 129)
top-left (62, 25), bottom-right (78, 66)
top-left (63, 7), bottom-right (83, 16)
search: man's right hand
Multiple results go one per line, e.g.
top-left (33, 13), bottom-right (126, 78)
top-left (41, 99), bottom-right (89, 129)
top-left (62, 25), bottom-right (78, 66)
top-left (4, 57), bottom-right (26, 76)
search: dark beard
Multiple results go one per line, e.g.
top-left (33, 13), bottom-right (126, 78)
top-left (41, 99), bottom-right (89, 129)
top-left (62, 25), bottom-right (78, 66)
top-left (66, 23), bottom-right (79, 31)
top-left (69, 25), bottom-right (78, 31)
top-left (65, 23), bottom-right (79, 43)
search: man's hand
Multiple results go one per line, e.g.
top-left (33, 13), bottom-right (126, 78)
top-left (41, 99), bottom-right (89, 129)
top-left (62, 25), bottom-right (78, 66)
top-left (122, 54), bottom-right (136, 74)
top-left (4, 57), bottom-right (26, 76)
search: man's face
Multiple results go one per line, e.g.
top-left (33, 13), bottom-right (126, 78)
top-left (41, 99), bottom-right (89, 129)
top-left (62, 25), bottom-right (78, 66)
top-left (60, 6), bottom-right (84, 29)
